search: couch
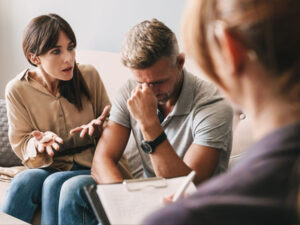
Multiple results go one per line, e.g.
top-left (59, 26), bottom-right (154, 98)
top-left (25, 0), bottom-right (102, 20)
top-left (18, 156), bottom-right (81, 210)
top-left (0, 50), bottom-right (254, 224)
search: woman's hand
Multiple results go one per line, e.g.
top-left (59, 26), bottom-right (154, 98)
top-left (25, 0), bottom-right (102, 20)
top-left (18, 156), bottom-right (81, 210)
top-left (32, 131), bottom-right (63, 157)
top-left (70, 105), bottom-right (111, 139)
top-left (162, 193), bottom-right (174, 205)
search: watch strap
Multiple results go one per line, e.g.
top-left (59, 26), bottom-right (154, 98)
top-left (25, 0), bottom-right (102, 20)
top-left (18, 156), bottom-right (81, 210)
top-left (148, 131), bottom-right (167, 149)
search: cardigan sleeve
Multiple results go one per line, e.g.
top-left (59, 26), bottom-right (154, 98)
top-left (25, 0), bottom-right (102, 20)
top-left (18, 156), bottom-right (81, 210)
top-left (5, 79), bottom-right (53, 168)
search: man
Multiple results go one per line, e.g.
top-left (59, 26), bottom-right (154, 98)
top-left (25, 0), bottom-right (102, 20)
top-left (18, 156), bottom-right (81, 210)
top-left (92, 18), bottom-right (233, 185)
top-left (58, 18), bottom-right (233, 225)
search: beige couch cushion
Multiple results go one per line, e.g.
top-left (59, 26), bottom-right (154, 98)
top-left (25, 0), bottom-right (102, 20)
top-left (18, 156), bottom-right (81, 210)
top-left (77, 50), bottom-right (132, 98)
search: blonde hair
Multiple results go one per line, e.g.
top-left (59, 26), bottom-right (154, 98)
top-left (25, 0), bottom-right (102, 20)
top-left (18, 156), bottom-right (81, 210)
top-left (182, 0), bottom-right (300, 97)
top-left (121, 18), bottom-right (179, 69)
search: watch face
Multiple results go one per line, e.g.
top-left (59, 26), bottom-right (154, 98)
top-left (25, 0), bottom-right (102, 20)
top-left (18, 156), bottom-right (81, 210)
top-left (141, 142), bottom-right (153, 154)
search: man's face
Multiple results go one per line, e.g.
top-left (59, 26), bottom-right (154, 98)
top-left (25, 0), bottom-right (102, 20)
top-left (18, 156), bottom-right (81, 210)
top-left (131, 56), bottom-right (183, 105)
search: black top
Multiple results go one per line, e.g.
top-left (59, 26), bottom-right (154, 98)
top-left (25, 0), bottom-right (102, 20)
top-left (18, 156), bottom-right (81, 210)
top-left (143, 122), bottom-right (300, 225)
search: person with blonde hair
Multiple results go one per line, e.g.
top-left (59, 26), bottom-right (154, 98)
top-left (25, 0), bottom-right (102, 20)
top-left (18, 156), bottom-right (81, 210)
top-left (143, 0), bottom-right (300, 224)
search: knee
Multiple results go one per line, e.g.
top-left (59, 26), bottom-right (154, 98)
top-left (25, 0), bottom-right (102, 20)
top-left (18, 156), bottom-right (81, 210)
top-left (42, 173), bottom-right (56, 189)
top-left (42, 172), bottom-right (64, 196)
top-left (8, 169), bottom-right (45, 195)
top-left (60, 175), bottom-right (95, 206)
top-left (3, 169), bottom-right (47, 208)
top-left (8, 173), bottom-right (30, 194)
top-left (43, 172), bottom-right (58, 186)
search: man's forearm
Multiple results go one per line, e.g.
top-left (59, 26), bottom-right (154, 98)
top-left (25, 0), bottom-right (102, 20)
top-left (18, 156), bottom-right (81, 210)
top-left (139, 121), bottom-right (218, 185)
top-left (139, 121), bottom-right (191, 178)
top-left (91, 156), bottom-right (124, 184)
top-left (91, 120), bottom-right (131, 184)
top-left (149, 141), bottom-right (191, 178)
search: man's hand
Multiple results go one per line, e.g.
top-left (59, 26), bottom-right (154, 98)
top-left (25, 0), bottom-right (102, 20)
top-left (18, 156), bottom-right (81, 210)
top-left (127, 83), bottom-right (158, 127)
top-left (32, 130), bottom-right (63, 157)
top-left (70, 105), bottom-right (111, 139)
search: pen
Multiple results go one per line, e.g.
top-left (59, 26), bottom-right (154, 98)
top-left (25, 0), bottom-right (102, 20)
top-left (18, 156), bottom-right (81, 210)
top-left (172, 170), bottom-right (196, 202)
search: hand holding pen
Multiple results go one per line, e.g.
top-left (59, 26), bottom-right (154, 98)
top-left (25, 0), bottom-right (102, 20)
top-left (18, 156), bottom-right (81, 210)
top-left (163, 170), bottom-right (196, 204)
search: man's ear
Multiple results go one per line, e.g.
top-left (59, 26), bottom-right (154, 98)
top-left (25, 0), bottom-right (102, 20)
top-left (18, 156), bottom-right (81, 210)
top-left (222, 29), bottom-right (247, 74)
top-left (29, 53), bottom-right (40, 66)
top-left (176, 53), bottom-right (185, 70)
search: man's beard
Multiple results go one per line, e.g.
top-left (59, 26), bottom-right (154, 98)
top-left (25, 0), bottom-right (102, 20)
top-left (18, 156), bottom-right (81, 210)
top-left (157, 93), bottom-right (170, 105)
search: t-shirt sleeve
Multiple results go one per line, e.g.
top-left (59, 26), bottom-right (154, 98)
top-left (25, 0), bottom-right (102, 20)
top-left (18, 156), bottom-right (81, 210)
top-left (192, 99), bottom-right (233, 152)
top-left (109, 82), bottom-right (132, 128)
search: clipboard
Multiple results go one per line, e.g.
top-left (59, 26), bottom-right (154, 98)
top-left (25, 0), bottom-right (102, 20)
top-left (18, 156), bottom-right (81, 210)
top-left (83, 185), bottom-right (111, 225)
top-left (84, 176), bottom-right (196, 225)
top-left (123, 176), bottom-right (167, 191)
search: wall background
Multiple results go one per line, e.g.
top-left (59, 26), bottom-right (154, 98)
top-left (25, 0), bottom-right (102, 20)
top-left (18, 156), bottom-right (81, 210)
top-left (0, 0), bottom-right (186, 98)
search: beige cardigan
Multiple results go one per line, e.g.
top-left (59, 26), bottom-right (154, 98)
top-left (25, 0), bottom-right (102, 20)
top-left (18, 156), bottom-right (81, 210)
top-left (5, 64), bottom-right (110, 171)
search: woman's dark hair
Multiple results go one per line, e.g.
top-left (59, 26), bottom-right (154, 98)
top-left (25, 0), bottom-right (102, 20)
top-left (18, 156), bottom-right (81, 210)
top-left (22, 13), bottom-right (90, 110)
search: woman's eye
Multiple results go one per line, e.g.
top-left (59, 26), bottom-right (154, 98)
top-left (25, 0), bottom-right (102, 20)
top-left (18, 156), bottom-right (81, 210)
top-left (51, 49), bottom-right (60, 55)
top-left (68, 45), bottom-right (75, 51)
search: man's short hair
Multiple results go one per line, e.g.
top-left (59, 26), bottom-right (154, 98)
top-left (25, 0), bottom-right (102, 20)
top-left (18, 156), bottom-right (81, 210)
top-left (121, 18), bottom-right (179, 69)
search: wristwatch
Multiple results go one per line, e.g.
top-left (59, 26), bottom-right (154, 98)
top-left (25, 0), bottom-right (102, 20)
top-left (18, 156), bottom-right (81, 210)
top-left (141, 131), bottom-right (167, 154)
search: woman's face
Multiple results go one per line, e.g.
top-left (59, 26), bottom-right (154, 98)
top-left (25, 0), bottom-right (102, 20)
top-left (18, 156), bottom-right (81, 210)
top-left (37, 31), bottom-right (75, 81)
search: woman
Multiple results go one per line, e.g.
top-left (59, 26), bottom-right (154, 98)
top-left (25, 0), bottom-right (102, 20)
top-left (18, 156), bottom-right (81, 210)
top-left (143, 0), bottom-right (300, 224)
top-left (1, 13), bottom-right (127, 225)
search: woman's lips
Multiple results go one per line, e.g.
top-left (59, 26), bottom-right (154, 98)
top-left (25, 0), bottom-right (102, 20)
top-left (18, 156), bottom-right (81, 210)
top-left (62, 66), bottom-right (72, 72)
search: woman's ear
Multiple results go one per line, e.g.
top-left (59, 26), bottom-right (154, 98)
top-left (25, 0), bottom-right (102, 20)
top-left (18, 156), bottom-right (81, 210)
top-left (222, 29), bottom-right (247, 74)
top-left (29, 53), bottom-right (40, 66)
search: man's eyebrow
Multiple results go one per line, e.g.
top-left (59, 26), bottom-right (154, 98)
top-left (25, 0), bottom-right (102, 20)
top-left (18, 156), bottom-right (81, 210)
top-left (137, 79), bottom-right (167, 85)
top-left (149, 79), bottom-right (168, 85)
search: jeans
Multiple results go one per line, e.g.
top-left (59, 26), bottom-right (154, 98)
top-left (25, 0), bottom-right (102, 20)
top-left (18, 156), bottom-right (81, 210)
top-left (1, 164), bottom-right (90, 225)
top-left (58, 175), bottom-right (98, 225)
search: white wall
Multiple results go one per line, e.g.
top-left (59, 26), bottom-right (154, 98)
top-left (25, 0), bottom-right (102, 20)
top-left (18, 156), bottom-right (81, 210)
top-left (0, 0), bottom-right (186, 98)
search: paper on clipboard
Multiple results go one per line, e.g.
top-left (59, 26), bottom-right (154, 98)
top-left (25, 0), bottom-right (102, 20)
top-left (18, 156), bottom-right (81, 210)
top-left (96, 176), bottom-right (196, 225)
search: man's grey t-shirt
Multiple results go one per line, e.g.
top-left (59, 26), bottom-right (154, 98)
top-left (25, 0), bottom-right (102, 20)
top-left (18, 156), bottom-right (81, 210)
top-left (110, 69), bottom-right (233, 177)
